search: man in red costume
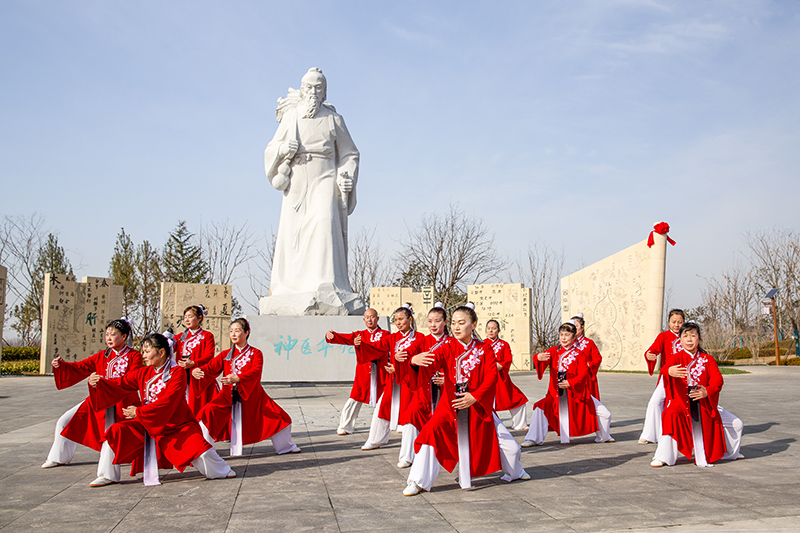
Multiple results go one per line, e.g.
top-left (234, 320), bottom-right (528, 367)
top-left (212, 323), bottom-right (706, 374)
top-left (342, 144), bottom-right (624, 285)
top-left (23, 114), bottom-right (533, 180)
top-left (325, 308), bottom-right (389, 435)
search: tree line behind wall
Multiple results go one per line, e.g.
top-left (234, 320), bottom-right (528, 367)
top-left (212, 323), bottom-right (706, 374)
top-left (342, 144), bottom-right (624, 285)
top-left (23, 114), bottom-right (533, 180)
top-left (5, 210), bottom-right (795, 357)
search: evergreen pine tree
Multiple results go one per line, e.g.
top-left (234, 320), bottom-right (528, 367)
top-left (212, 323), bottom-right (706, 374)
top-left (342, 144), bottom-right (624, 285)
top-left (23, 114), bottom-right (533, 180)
top-left (162, 221), bottom-right (209, 284)
top-left (11, 233), bottom-right (73, 345)
top-left (109, 228), bottom-right (137, 320)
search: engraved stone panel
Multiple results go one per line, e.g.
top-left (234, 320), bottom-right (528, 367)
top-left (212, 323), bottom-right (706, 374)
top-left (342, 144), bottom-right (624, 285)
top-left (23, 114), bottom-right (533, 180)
top-left (159, 282), bottom-right (233, 355)
top-left (40, 274), bottom-right (123, 373)
top-left (369, 286), bottom-right (433, 332)
top-left (560, 234), bottom-right (667, 371)
top-left (468, 283), bottom-right (533, 371)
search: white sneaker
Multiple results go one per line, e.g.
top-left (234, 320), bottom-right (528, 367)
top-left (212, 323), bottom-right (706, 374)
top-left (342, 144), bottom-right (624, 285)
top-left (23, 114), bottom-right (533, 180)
top-left (361, 444), bottom-right (380, 451)
top-left (403, 481), bottom-right (424, 496)
top-left (520, 440), bottom-right (538, 448)
top-left (89, 476), bottom-right (116, 487)
top-left (638, 438), bottom-right (651, 445)
top-left (650, 459), bottom-right (665, 468)
top-left (397, 460), bottom-right (412, 469)
top-left (501, 470), bottom-right (531, 482)
top-left (41, 460), bottom-right (63, 469)
top-left (226, 469), bottom-right (237, 478)
top-left (595, 437), bottom-right (615, 443)
top-left (337, 429), bottom-right (350, 436)
top-left (736, 453), bottom-right (745, 460)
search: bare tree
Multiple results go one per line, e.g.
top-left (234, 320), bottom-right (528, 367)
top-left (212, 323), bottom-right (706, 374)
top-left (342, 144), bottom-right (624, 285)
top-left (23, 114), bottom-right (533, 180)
top-left (348, 226), bottom-right (394, 306)
top-left (201, 219), bottom-right (257, 286)
top-left (515, 243), bottom-right (565, 352)
top-left (398, 204), bottom-right (507, 310)
top-left (242, 231), bottom-right (276, 313)
top-left (745, 228), bottom-right (800, 334)
top-left (698, 264), bottom-right (758, 361)
top-left (0, 214), bottom-right (48, 307)
top-left (1, 214), bottom-right (51, 344)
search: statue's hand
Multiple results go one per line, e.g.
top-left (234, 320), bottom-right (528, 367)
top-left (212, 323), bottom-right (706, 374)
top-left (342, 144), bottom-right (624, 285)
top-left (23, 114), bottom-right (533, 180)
top-left (337, 172), bottom-right (353, 194)
top-left (279, 140), bottom-right (298, 160)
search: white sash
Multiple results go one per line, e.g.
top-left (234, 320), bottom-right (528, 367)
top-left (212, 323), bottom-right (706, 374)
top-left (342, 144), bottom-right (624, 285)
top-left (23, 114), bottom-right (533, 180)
top-left (369, 361), bottom-right (378, 408)
top-left (230, 393), bottom-right (243, 456)
top-left (558, 393), bottom-right (570, 444)
top-left (143, 432), bottom-right (160, 486)
top-left (456, 408), bottom-right (471, 489)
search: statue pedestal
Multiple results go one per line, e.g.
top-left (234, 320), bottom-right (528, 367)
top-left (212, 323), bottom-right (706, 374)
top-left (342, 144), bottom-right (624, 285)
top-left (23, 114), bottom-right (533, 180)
top-left (245, 314), bottom-right (390, 382)
top-left (259, 290), bottom-right (365, 316)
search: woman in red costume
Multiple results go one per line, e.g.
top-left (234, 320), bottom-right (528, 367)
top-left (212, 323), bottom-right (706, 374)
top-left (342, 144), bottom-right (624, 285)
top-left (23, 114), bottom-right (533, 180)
top-left (174, 304), bottom-right (217, 417)
top-left (192, 318), bottom-right (300, 456)
top-left (639, 308), bottom-right (684, 444)
top-left (391, 303), bottom-right (451, 468)
top-left (402, 304), bottom-right (529, 496)
top-left (42, 318), bottom-right (142, 484)
top-left (484, 319), bottom-right (528, 430)
top-left (88, 332), bottom-right (234, 486)
top-left (521, 322), bottom-right (613, 447)
top-left (650, 322), bottom-right (743, 467)
top-left (357, 305), bottom-right (425, 464)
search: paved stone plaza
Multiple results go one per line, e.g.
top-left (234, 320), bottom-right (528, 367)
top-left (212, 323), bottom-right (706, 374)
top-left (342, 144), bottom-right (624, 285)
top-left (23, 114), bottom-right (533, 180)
top-left (0, 366), bottom-right (797, 532)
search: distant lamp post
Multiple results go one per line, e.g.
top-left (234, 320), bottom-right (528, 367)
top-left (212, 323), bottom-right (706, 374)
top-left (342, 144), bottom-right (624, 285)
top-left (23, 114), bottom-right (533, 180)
top-left (765, 288), bottom-right (780, 366)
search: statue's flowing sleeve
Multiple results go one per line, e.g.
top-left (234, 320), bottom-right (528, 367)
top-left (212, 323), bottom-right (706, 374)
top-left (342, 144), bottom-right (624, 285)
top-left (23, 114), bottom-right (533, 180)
top-left (333, 113), bottom-right (360, 215)
top-left (264, 111), bottom-right (295, 188)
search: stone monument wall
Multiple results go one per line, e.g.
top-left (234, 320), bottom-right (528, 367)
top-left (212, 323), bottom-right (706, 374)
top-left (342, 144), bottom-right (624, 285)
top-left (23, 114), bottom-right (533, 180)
top-left (40, 274), bottom-right (123, 373)
top-left (159, 282), bottom-right (233, 354)
top-left (246, 314), bottom-right (391, 382)
top-left (468, 283), bottom-right (533, 371)
top-left (560, 234), bottom-right (667, 371)
top-left (369, 286), bottom-right (434, 332)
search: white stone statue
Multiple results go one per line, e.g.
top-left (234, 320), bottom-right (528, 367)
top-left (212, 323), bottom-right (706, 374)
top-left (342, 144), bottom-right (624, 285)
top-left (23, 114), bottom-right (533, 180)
top-left (261, 68), bottom-right (365, 316)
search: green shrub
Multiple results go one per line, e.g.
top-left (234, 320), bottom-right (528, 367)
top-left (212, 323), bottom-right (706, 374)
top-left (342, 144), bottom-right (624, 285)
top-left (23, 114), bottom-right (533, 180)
top-left (0, 359), bottom-right (40, 375)
top-left (2, 346), bottom-right (41, 362)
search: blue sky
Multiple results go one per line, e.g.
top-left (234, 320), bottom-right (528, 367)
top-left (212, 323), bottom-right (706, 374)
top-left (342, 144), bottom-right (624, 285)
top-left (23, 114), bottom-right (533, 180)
top-left (1, 0), bottom-right (798, 313)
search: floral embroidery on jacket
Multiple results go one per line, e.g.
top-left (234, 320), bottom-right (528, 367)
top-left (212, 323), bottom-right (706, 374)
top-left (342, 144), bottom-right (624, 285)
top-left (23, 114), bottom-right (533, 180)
top-left (557, 348), bottom-right (579, 372)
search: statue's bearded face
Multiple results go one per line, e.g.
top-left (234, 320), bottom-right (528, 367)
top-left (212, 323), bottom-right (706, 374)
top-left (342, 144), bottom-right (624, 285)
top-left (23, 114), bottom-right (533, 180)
top-left (300, 72), bottom-right (326, 118)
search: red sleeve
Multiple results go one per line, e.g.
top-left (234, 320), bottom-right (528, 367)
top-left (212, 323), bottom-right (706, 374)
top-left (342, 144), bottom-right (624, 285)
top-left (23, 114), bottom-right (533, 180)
top-left (534, 347), bottom-right (555, 380)
top-left (567, 350), bottom-right (590, 393)
top-left (404, 339), bottom-right (446, 390)
top-left (136, 370), bottom-right (187, 437)
top-left (703, 355), bottom-right (723, 412)
top-left (235, 348), bottom-right (264, 401)
top-left (127, 350), bottom-right (144, 372)
top-left (53, 351), bottom-right (103, 390)
top-left (195, 333), bottom-right (216, 368)
top-left (587, 341), bottom-right (602, 376)
top-left (89, 368), bottom-right (142, 410)
top-left (470, 345), bottom-right (498, 420)
top-left (197, 350), bottom-right (227, 390)
top-left (645, 332), bottom-right (667, 375)
top-left (327, 331), bottom-right (357, 346)
top-left (500, 342), bottom-right (513, 373)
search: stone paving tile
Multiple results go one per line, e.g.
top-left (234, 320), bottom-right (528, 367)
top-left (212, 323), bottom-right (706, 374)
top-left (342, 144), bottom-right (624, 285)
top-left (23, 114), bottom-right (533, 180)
top-left (1, 368), bottom-right (800, 531)
top-left (226, 509), bottom-right (340, 532)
